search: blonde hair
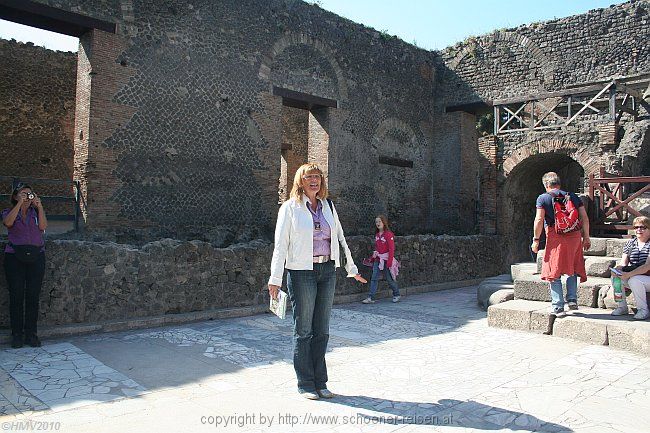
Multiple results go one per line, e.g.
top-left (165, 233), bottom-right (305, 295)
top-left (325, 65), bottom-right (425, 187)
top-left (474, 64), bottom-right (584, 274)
top-left (289, 163), bottom-right (328, 202)
top-left (633, 216), bottom-right (650, 229)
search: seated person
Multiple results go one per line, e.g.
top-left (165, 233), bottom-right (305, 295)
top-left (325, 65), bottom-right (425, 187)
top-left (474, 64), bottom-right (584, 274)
top-left (611, 216), bottom-right (650, 320)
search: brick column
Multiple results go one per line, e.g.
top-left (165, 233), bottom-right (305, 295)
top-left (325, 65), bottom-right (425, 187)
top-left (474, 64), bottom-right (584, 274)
top-left (459, 112), bottom-right (479, 229)
top-left (598, 122), bottom-right (618, 146)
top-left (308, 107), bottom-right (329, 179)
top-left (478, 135), bottom-right (498, 235)
top-left (279, 106), bottom-right (309, 202)
top-left (74, 29), bottom-right (136, 230)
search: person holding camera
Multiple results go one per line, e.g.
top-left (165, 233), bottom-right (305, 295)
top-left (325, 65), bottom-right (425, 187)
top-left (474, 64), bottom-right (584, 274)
top-left (2, 183), bottom-right (47, 348)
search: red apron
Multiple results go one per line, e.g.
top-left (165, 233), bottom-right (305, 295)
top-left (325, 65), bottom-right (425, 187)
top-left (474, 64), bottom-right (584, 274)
top-left (541, 227), bottom-right (587, 282)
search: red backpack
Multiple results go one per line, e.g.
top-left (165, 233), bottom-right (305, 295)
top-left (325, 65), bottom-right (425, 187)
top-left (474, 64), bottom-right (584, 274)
top-left (552, 192), bottom-right (582, 234)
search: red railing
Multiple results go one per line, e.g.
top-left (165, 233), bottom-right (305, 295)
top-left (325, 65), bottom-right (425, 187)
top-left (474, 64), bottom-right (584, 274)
top-left (589, 169), bottom-right (650, 236)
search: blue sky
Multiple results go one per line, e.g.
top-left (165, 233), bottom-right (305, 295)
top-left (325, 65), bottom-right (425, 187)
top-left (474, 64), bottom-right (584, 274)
top-left (0, 0), bottom-right (625, 52)
top-left (316, 0), bottom-right (626, 50)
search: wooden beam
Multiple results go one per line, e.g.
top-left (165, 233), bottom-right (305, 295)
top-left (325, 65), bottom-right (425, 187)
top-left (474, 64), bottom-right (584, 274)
top-left (566, 82), bottom-right (614, 125)
top-left (499, 103), bottom-right (527, 131)
top-left (616, 94), bottom-right (630, 123)
top-left (493, 83), bottom-right (607, 105)
top-left (575, 100), bottom-right (601, 114)
top-left (602, 184), bottom-right (650, 218)
top-left (378, 156), bottom-right (413, 168)
top-left (533, 99), bottom-right (565, 127)
top-left (617, 83), bottom-right (645, 100)
top-left (273, 86), bottom-right (338, 109)
top-left (609, 84), bottom-right (617, 121)
top-left (0, 0), bottom-right (115, 36)
top-left (593, 176), bottom-right (650, 183)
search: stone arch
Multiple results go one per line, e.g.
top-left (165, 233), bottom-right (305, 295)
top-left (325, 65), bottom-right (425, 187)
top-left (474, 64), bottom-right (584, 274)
top-left (497, 148), bottom-right (593, 263)
top-left (448, 31), bottom-right (555, 84)
top-left (258, 32), bottom-right (349, 101)
top-left (373, 118), bottom-right (420, 147)
top-left (502, 138), bottom-right (601, 179)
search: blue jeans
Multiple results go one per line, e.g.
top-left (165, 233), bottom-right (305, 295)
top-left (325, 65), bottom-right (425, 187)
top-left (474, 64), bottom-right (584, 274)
top-left (549, 274), bottom-right (578, 310)
top-left (368, 261), bottom-right (400, 299)
top-left (286, 261), bottom-right (336, 392)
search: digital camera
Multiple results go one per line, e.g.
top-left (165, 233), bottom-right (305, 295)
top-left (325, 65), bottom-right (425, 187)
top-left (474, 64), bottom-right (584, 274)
top-left (26, 193), bottom-right (35, 200)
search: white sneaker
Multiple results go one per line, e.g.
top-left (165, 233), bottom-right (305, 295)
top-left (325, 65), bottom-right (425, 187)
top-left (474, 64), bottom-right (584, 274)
top-left (392, 295), bottom-right (401, 303)
top-left (633, 309), bottom-right (650, 320)
top-left (361, 297), bottom-right (375, 304)
top-left (551, 306), bottom-right (566, 318)
top-left (611, 303), bottom-right (629, 316)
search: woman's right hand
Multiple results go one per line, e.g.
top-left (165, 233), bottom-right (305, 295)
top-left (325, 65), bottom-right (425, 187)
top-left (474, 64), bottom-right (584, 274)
top-left (16, 193), bottom-right (26, 206)
top-left (268, 284), bottom-right (280, 299)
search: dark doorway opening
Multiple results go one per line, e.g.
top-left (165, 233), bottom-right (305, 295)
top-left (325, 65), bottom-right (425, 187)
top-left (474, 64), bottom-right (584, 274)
top-left (275, 87), bottom-right (335, 203)
top-left (500, 153), bottom-right (584, 263)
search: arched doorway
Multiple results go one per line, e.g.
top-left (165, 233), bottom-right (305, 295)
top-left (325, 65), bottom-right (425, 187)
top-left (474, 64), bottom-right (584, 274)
top-left (500, 152), bottom-right (584, 264)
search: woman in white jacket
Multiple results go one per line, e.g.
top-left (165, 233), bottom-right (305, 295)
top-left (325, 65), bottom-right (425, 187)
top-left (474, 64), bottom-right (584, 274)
top-left (268, 163), bottom-right (366, 400)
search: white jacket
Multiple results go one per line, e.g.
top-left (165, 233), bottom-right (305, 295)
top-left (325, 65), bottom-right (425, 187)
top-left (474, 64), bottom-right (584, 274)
top-left (268, 195), bottom-right (359, 287)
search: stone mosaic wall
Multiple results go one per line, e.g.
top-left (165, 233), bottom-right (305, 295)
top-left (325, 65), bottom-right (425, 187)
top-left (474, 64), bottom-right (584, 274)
top-left (26, 0), bottom-right (438, 241)
top-left (0, 234), bottom-right (503, 327)
top-left (0, 39), bottom-right (77, 211)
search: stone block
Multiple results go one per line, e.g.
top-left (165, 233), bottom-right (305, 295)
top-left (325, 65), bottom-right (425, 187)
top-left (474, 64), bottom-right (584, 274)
top-left (510, 263), bottom-right (536, 281)
top-left (487, 289), bottom-right (515, 308)
top-left (487, 299), bottom-right (546, 331)
top-left (584, 238), bottom-right (608, 256)
top-left (514, 274), bottom-right (606, 307)
top-left (598, 284), bottom-right (645, 310)
top-left (477, 274), bottom-right (513, 310)
top-left (607, 321), bottom-right (650, 355)
top-left (530, 308), bottom-right (555, 333)
top-left (606, 239), bottom-right (628, 258)
top-left (552, 313), bottom-right (608, 345)
top-left (584, 256), bottom-right (617, 277)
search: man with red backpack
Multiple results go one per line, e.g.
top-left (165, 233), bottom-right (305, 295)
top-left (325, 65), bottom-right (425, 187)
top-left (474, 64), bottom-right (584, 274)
top-left (531, 172), bottom-right (591, 317)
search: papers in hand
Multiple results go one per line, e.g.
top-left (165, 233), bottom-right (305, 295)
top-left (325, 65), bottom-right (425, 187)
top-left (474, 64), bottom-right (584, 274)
top-left (609, 267), bottom-right (623, 276)
top-left (269, 290), bottom-right (288, 320)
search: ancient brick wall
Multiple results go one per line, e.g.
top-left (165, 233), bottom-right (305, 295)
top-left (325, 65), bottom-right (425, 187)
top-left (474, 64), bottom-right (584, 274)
top-left (27, 0), bottom-right (438, 242)
top-left (437, 0), bottom-right (650, 105)
top-left (8, 0), bottom-right (647, 255)
top-left (0, 39), bottom-right (77, 207)
top-left (432, 0), bottom-right (650, 261)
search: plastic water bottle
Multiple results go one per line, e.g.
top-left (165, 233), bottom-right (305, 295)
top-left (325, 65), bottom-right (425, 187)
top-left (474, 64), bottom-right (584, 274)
top-left (612, 277), bottom-right (623, 302)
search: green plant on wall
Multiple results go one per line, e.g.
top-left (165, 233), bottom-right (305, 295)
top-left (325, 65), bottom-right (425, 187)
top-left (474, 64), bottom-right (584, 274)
top-left (476, 113), bottom-right (494, 136)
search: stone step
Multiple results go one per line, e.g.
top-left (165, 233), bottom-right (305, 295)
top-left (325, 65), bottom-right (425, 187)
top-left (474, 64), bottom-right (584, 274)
top-left (487, 299), bottom-right (650, 355)
top-left (535, 251), bottom-right (619, 277)
top-left (510, 262), bottom-right (537, 281)
top-left (535, 237), bottom-right (627, 259)
top-left (513, 272), bottom-right (610, 307)
top-left (477, 274), bottom-right (513, 311)
top-left (586, 237), bottom-right (628, 257)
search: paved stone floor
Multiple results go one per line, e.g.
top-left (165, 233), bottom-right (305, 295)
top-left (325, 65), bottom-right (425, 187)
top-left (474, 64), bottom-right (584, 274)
top-left (0, 286), bottom-right (648, 433)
